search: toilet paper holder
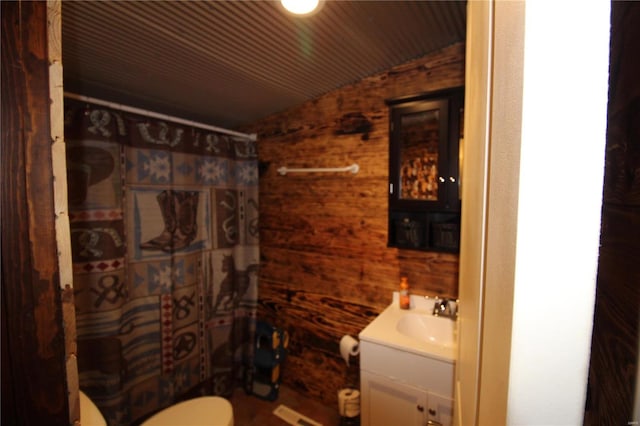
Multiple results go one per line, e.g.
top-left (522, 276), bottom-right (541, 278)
top-left (339, 335), bottom-right (360, 366)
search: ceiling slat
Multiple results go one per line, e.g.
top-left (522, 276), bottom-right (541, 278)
top-left (62, 1), bottom-right (466, 128)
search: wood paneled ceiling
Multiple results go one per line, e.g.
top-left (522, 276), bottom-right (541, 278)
top-left (62, 1), bottom-right (466, 129)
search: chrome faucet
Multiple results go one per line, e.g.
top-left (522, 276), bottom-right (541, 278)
top-left (432, 297), bottom-right (458, 319)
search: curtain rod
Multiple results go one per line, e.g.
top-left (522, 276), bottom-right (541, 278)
top-left (64, 92), bottom-right (257, 142)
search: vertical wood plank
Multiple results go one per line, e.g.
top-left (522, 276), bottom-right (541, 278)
top-left (586, 2), bottom-right (640, 424)
top-left (1, 1), bottom-right (69, 424)
top-left (47, 0), bottom-right (79, 423)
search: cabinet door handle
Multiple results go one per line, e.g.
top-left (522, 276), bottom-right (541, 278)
top-left (427, 421), bottom-right (443, 426)
top-left (417, 405), bottom-right (424, 412)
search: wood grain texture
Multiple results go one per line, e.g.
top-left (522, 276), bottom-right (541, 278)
top-left (244, 43), bottom-right (465, 406)
top-left (1, 1), bottom-right (69, 424)
top-left (586, 2), bottom-right (640, 425)
top-left (47, 0), bottom-right (79, 423)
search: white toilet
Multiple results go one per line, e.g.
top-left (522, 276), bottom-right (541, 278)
top-left (80, 390), bottom-right (234, 426)
top-left (79, 391), bottom-right (107, 426)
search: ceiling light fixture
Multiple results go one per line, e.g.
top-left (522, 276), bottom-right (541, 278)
top-left (281, 0), bottom-right (320, 16)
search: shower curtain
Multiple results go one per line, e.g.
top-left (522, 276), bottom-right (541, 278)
top-left (64, 98), bottom-right (259, 424)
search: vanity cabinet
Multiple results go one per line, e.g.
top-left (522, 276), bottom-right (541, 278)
top-left (386, 87), bottom-right (464, 252)
top-left (361, 371), bottom-right (427, 426)
top-left (361, 372), bottom-right (453, 426)
top-left (359, 340), bottom-right (454, 426)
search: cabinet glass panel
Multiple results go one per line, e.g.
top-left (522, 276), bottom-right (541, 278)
top-left (399, 108), bottom-right (441, 201)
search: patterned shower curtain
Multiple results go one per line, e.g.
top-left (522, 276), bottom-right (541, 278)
top-left (64, 98), bottom-right (259, 425)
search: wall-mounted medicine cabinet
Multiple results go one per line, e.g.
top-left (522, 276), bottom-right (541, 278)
top-left (386, 87), bottom-right (464, 252)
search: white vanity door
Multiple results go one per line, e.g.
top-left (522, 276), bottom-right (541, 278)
top-left (361, 371), bottom-right (427, 426)
top-left (427, 392), bottom-right (453, 426)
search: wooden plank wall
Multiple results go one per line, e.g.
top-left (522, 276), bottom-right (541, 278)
top-left (48, 0), bottom-right (80, 423)
top-left (243, 43), bottom-right (465, 406)
top-left (586, 3), bottom-right (640, 424)
top-left (1, 1), bottom-right (70, 424)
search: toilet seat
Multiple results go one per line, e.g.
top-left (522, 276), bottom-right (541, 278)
top-left (141, 396), bottom-right (234, 426)
top-left (79, 391), bottom-right (107, 426)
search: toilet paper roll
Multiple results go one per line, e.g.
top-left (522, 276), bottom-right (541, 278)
top-left (338, 388), bottom-right (360, 418)
top-left (339, 335), bottom-right (360, 366)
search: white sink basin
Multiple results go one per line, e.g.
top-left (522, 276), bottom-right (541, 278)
top-left (359, 293), bottom-right (457, 361)
top-left (396, 312), bottom-right (455, 347)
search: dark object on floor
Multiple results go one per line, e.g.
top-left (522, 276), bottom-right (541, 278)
top-left (247, 320), bottom-right (289, 401)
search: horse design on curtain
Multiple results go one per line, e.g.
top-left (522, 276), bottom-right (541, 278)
top-left (65, 99), bottom-right (259, 424)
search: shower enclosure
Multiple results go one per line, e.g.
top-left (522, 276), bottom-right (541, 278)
top-left (65, 97), bottom-right (259, 424)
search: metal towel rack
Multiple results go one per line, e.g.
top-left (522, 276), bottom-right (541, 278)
top-left (277, 163), bottom-right (360, 176)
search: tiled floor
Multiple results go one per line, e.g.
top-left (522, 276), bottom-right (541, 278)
top-left (230, 384), bottom-right (342, 426)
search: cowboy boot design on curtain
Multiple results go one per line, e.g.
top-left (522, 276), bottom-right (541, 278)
top-left (171, 191), bottom-right (199, 251)
top-left (140, 190), bottom-right (176, 251)
top-left (140, 190), bottom-right (199, 253)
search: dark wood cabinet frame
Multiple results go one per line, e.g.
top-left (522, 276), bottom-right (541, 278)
top-left (386, 87), bottom-right (464, 252)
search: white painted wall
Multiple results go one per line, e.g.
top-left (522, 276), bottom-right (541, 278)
top-left (506, 1), bottom-right (610, 423)
top-left (458, 1), bottom-right (611, 424)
